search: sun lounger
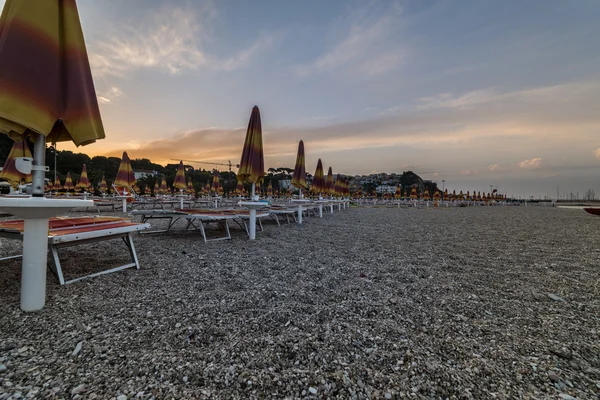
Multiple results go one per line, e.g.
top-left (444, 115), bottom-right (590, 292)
top-left (0, 216), bottom-right (150, 284)
top-left (131, 209), bottom-right (269, 241)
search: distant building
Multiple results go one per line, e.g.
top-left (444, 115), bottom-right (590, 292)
top-left (133, 169), bottom-right (159, 180)
top-left (376, 185), bottom-right (396, 194)
top-left (279, 179), bottom-right (292, 189)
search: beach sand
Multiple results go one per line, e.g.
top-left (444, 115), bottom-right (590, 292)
top-left (0, 206), bottom-right (598, 399)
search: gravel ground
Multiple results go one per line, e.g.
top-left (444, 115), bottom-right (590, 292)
top-left (0, 206), bottom-right (599, 399)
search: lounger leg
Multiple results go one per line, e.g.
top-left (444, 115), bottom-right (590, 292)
top-left (49, 245), bottom-right (66, 285)
top-left (224, 220), bottom-right (231, 240)
top-left (258, 218), bottom-right (264, 232)
top-left (199, 221), bottom-right (208, 243)
top-left (124, 233), bottom-right (141, 270)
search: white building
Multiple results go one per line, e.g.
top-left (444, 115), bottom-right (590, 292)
top-left (133, 170), bottom-right (159, 180)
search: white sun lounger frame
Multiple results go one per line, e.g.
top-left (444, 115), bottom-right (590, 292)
top-left (0, 220), bottom-right (150, 285)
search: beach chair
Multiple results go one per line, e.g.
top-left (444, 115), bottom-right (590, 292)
top-left (0, 216), bottom-right (150, 284)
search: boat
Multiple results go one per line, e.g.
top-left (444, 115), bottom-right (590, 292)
top-left (583, 208), bottom-right (600, 216)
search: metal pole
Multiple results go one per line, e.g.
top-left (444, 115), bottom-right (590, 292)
top-left (31, 133), bottom-right (46, 197)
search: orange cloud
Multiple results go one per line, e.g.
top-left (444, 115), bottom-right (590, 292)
top-left (518, 158), bottom-right (542, 169)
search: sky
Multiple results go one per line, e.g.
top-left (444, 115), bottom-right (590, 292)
top-left (10, 0), bottom-right (600, 198)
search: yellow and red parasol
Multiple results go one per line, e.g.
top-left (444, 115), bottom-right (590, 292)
top-left (159, 176), bottom-right (168, 194)
top-left (324, 167), bottom-right (334, 197)
top-left (394, 184), bottom-right (401, 199)
top-left (0, 139), bottom-right (32, 187)
top-left (76, 164), bottom-right (89, 191)
top-left (410, 186), bottom-right (418, 200)
top-left (311, 158), bottom-right (325, 195)
top-left (237, 106), bottom-right (265, 196)
top-left (173, 161), bottom-right (187, 191)
top-left (63, 172), bottom-right (74, 191)
top-left (114, 151), bottom-right (135, 188)
top-left (267, 181), bottom-right (273, 197)
top-left (291, 140), bottom-right (307, 191)
top-left (99, 175), bottom-right (107, 192)
top-left (211, 170), bottom-right (220, 195)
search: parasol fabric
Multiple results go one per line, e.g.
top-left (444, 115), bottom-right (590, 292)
top-left (0, 139), bottom-right (32, 186)
top-left (312, 158), bottom-right (325, 194)
top-left (211, 170), bottom-right (220, 194)
top-left (237, 106), bottom-right (265, 184)
top-left (63, 171), bottom-right (74, 191)
top-left (0, 0), bottom-right (104, 145)
top-left (76, 163), bottom-right (89, 190)
top-left (173, 161), bottom-right (187, 190)
top-left (291, 140), bottom-right (307, 189)
top-left (114, 151), bottom-right (135, 187)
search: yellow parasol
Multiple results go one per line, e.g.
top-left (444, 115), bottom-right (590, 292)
top-left (237, 106), bottom-right (265, 196)
top-left (63, 172), bottom-right (74, 191)
top-left (0, 139), bottom-right (32, 187)
top-left (159, 176), bottom-right (168, 194)
top-left (76, 164), bottom-right (89, 191)
top-left (291, 140), bottom-right (307, 192)
top-left (173, 161), bottom-right (187, 191)
top-left (211, 170), bottom-right (220, 195)
top-left (114, 151), bottom-right (135, 188)
top-left (324, 167), bottom-right (334, 197)
top-left (311, 158), bottom-right (325, 196)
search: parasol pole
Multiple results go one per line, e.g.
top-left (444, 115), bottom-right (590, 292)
top-left (248, 182), bottom-right (257, 240)
top-left (31, 133), bottom-right (47, 196)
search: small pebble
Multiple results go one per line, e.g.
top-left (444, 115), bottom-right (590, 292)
top-left (309, 387), bottom-right (317, 394)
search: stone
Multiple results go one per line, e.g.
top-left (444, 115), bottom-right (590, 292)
top-left (558, 394), bottom-right (577, 400)
top-left (0, 364), bottom-right (7, 373)
top-left (71, 384), bottom-right (87, 395)
top-left (117, 395), bottom-right (127, 400)
top-left (385, 393), bottom-right (392, 399)
top-left (72, 341), bottom-right (83, 357)
top-left (547, 293), bottom-right (566, 302)
top-left (309, 387), bottom-right (317, 394)
top-left (548, 371), bottom-right (560, 382)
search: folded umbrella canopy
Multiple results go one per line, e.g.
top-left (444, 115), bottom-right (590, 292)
top-left (312, 158), bottom-right (325, 196)
top-left (114, 151), bottom-right (135, 188)
top-left (291, 140), bottom-right (307, 192)
top-left (237, 106), bottom-right (265, 192)
top-left (211, 170), bottom-right (220, 195)
top-left (236, 179), bottom-right (244, 195)
top-left (159, 176), bottom-right (168, 194)
top-left (324, 167), bottom-right (334, 197)
top-left (76, 164), bottom-right (89, 191)
top-left (187, 178), bottom-right (194, 194)
top-left (173, 161), bottom-right (187, 191)
top-left (153, 180), bottom-right (159, 195)
top-left (394, 184), bottom-right (401, 199)
top-left (0, 139), bottom-right (32, 187)
top-left (410, 186), bottom-right (418, 200)
top-left (63, 171), bottom-right (74, 191)
top-left (0, 0), bottom-right (105, 146)
top-left (98, 175), bottom-right (107, 192)
top-left (267, 181), bottom-right (273, 197)
top-left (53, 178), bottom-right (61, 191)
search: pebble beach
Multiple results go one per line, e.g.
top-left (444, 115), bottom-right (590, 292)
top-left (0, 206), bottom-right (599, 399)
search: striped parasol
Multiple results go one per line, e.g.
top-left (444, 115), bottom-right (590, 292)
top-left (237, 106), bottom-right (265, 189)
top-left (211, 170), bottom-right (220, 194)
top-left (236, 179), bottom-right (244, 195)
top-left (267, 181), bottom-right (273, 197)
top-left (0, 0), bottom-right (105, 146)
top-left (324, 167), bottom-right (334, 196)
top-left (434, 189), bottom-right (441, 201)
top-left (466, 191), bottom-right (471, 201)
top-left (98, 175), bottom-right (107, 192)
top-left (311, 158), bottom-right (325, 195)
top-left (53, 178), bottom-right (61, 191)
top-left (394, 184), bottom-right (401, 199)
top-left (76, 164), bottom-right (89, 191)
top-left (63, 172), bottom-right (74, 191)
top-left (159, 176), bottom-right (168, 194)
top-left (458, 190), bottom-right (464, 201)
top-left (291, 140), bottom-right (307, 190)
top-left (173, 161), bottom-right (187, 191)
top-left (187, 178), bottom-right (194, 194)
top-left (423, 188), bottom-right (430, 201)
top-left (114, 151), bottom-right (135, 187)
top-left (332, 175), bottom-right (342, 198)
top-left (203, 182), bottom-right (210, 195)
top-left (0, 139), bottom-right (32, 187)
top-left (410, 186), bottom-right (418, 200)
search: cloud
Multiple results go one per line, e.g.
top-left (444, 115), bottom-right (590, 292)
top-left (518, 158), bottom-right (542, 169)
top-left (89, 5), bottom-right (274, 78)
top-left (595, 148), bottom-right (600, 159)
top-left (97, 87), bottom-right (125, 104)
top-left (294, 4), bottom-right (405, 78)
